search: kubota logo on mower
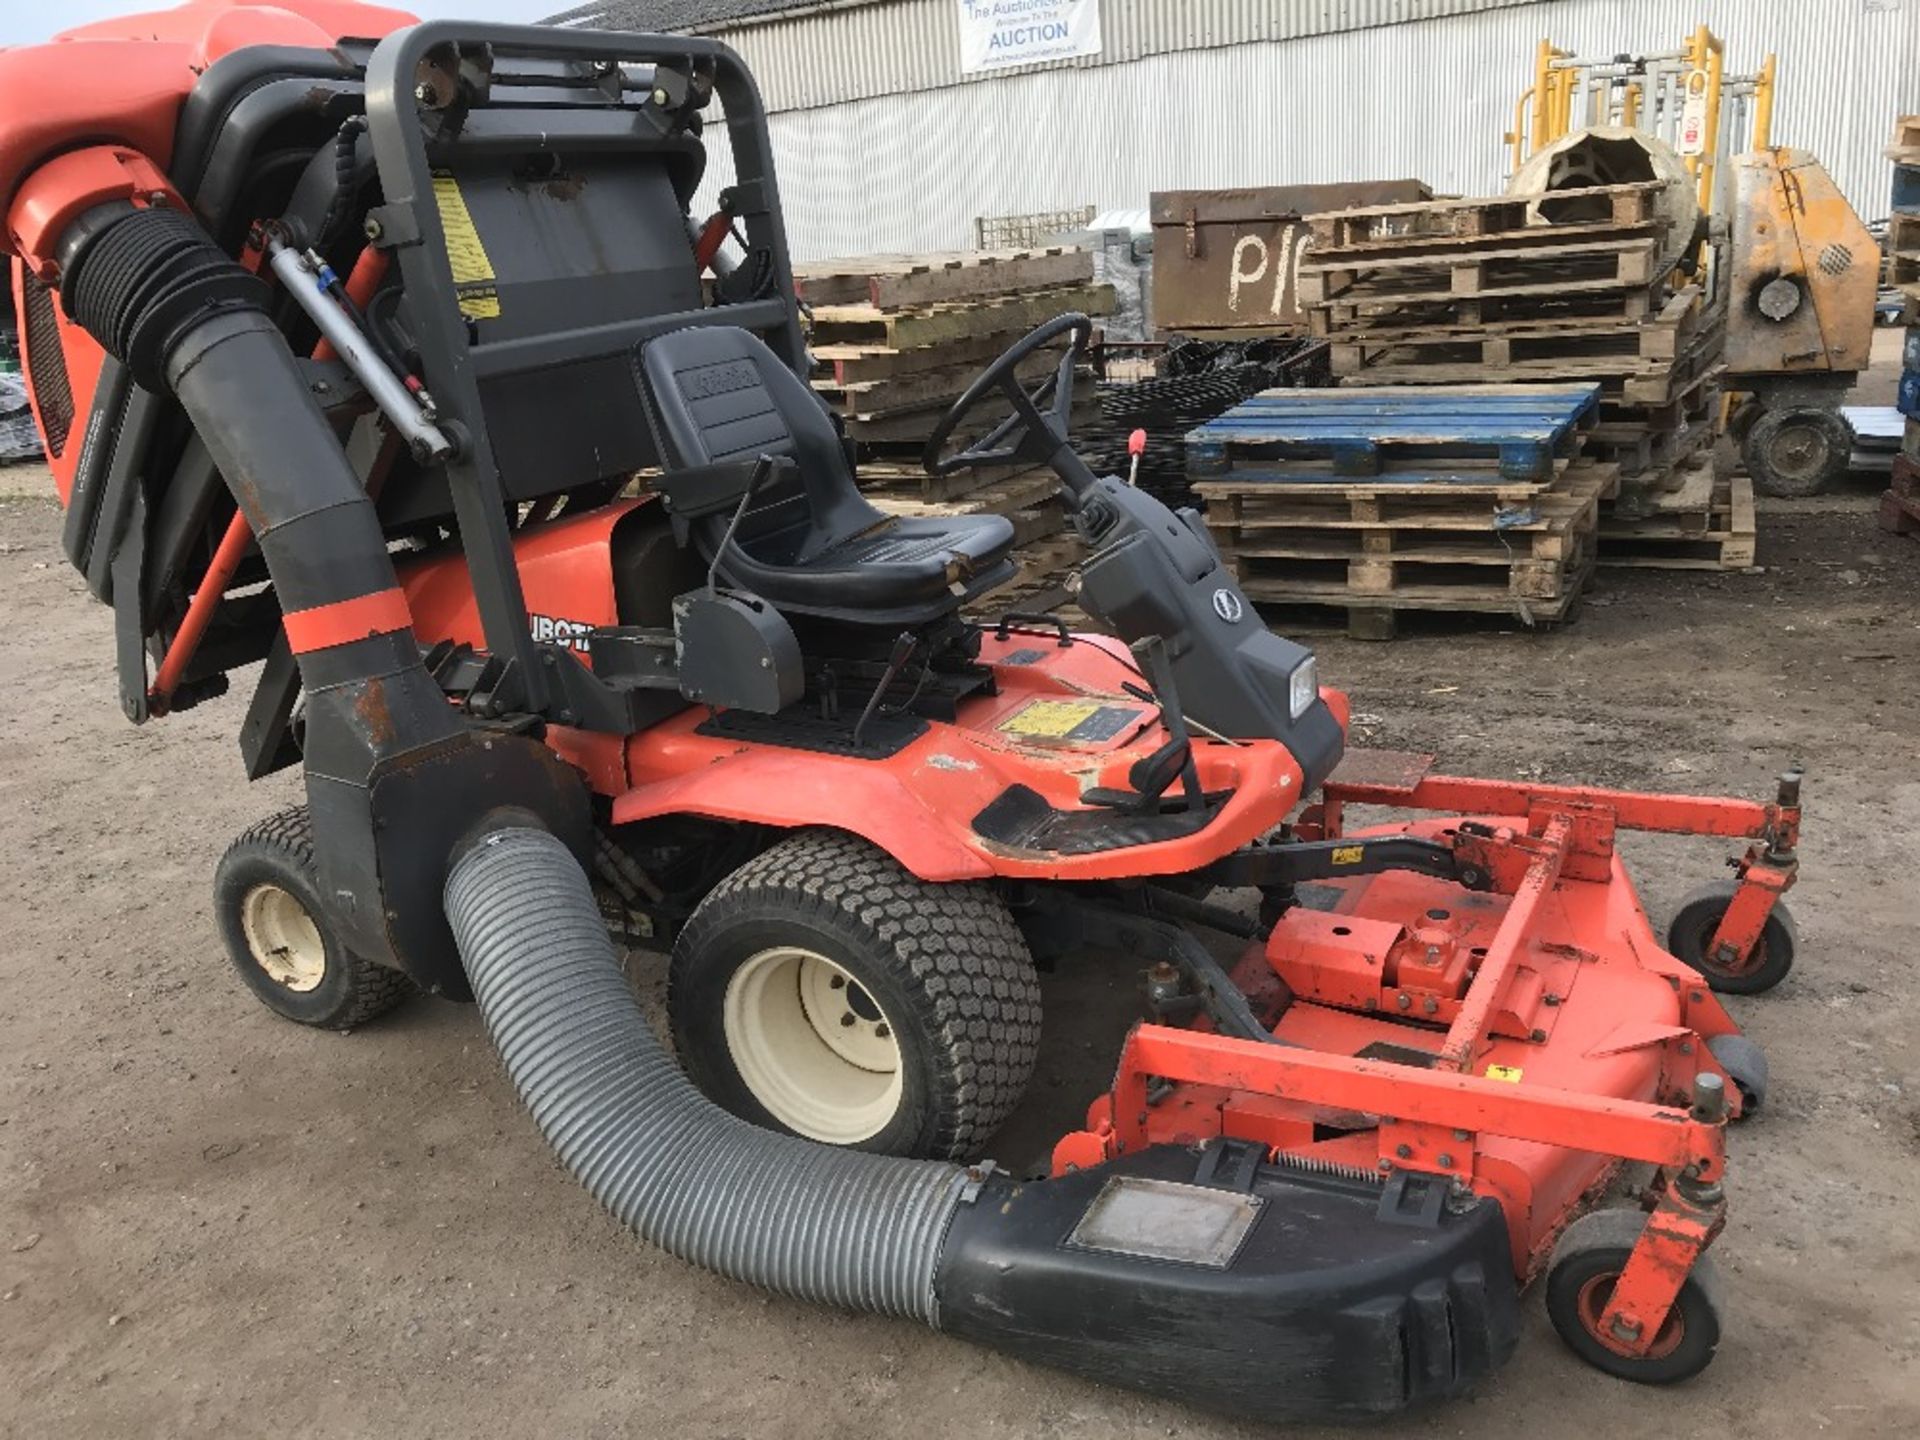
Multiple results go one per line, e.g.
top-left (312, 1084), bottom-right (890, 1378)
top-left (531, 614), bottom-right (593, 652)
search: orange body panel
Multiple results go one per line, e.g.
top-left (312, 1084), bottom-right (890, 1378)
top-left (613, 629), bottom-right (1326, 883)
top-left (0, 2), bottom-right (418, 240)
top-left (396, 506), bottom-right (1332, 879)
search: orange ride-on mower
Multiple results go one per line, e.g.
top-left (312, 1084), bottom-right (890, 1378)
top-left (1, 3), bottom-right (1802, 1421)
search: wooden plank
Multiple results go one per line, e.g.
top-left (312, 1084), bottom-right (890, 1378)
top-left (794, 247), bottom-right (1094, 309)
top-left (813, 330), bottom-right (1026, 384)
top-left (1305, 182), bottom-right (1665, 248)
top-left (814, 350), bottom-right (1056, 417)
top-left (1311, 286), bottom-right (1656, 336)
top-left (1299, 236), bottom-right (1658, 306)
top-left (807, 284), bottom-right (1115, 348)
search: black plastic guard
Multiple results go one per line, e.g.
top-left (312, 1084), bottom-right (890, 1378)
top-left (933, 1142), bottom-right (1519, 1421)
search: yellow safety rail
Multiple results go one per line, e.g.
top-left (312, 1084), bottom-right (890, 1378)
top-left (1505, 25), bottom-right (1778, 217)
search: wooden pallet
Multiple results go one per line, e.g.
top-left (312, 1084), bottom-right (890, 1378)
top-left (1187, 384), bottom-right (1599, 484)
top-left (1328, 287), bottom-right (1701, 382)
top-left (1878, 454), bottom-right (1920, 538)
top-left (865, 465), bottom-right (1061, 526)
top-left (1306, 183), bottom-right (1665, 251)
top-left (1597, 467), bottom-right (1755, 570)
top-left (814, 330), bottom-right (1031, 385)
top-left (1887, 115), bottom-right (1920, 164)
top-left (1299, 236), bottom-right (1659, 310)
top-left (1309, 285), bottom-right (1660, 337)
top-left (1213, 463), bottom-right (1609, 605)
top-left (813, 349), bottom-right (1055, 418)
top-left (857, 455), bottom-right (1047, 503)
top-left (806, 284), bottom-right (1115, 349)
top-left (1886, 213), bottom-right (1920, 287)
top-left (972, 533), bottom-right (1086, 615)
top-left (794, 247), bottom-right (1094, 310)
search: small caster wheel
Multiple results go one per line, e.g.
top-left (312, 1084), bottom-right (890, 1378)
top-left (214, 806), bottom-right (417, 1029)
top-left (1706, 1032), bottom-right (1769, 1117)
top-left (1545, 1209), bottom-right (1725, 1384)
top-left (1666, 880), bottom-right (1796, 995)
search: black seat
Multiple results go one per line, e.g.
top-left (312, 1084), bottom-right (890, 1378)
top-left (636, 325), bottom-right (1018, 625)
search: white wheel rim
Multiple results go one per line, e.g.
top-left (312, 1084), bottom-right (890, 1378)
top-left (722, 946), bottom-right (904, 1144)
top-left (239, 882), bottom-right (328, 993)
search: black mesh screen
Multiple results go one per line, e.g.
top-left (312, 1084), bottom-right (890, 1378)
top-left (21, 271), bottom-right (72, 456)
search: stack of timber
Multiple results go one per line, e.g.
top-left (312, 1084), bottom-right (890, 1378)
top-left (1881, 118), bottom-right (1920, 540)
top-left (797, 246), bottom-right (1114, 610)
top-left (1300, 184), bottom-right (1747, 570)
top-left (1187, 385), bottom-right (1610, 639)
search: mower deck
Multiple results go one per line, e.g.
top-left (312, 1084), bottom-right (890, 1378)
top-left (1054, 752), bottom-right (1799, 1379)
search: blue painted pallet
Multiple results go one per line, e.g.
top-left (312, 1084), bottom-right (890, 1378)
top-left (1899, 368), bottom-right (1920, 421)
top-left (1185, 384), bottom-right (1602, 484)
top-left (1893, 162), bottom-right (1920, 214)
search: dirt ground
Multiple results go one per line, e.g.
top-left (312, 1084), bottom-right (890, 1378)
top-left (4, 360), bottom-right (1919, 1436)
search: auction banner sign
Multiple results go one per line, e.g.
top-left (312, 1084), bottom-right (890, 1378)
top-left (956, 0), bottom-right (1102, 74)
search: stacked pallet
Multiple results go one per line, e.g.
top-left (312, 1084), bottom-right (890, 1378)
top-left (1299, 184), bottom-right (1747, 570)
top-left (1187, 385), bottom-right (1612, 639)
top-left (1880, 117), bottom-right (1920, 541)
top-left (796, 247), bottom-right (1114, 605)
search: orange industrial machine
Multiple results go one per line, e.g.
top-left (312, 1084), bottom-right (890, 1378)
top-left (5, 1), bottom-right (1802, 1420)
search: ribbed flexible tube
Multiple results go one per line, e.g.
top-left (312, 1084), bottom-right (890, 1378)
top-left (444, 827), bottom-right (968, 1322)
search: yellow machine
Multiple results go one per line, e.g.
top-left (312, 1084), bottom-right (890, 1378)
top-left (1510, 27), bottom-right (1880, 495)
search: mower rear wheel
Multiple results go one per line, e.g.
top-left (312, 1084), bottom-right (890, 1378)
top-left (1666, 880), bottom-right (1796, 994)
top-left (213, 807), bottom-right (416, 1029)
top-left (669, 830), bottom-right (1041, 1160)
top-left (1545, 1208), bottom-right (1725, 1385)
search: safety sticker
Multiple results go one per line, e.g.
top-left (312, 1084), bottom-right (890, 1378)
top-left (1484, 1064), bottom-right (1524, 1083)
top-left (432, 172), bottom-right (502, 320)
top-left (997, 698), bottom-right (1140, 744)
top-left (1330, 844), bottom-right (1365, 865)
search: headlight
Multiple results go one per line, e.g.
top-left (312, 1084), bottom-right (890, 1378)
top-left (1288, 657), bottom-right (1318, 721)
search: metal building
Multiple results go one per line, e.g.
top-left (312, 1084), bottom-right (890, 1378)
top-left (551, 0), bottom-right (1920, 261)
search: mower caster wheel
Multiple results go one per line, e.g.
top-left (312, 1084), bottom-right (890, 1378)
top-left (214, 806), bottom-right (417, 1030)
top-left (669, 829), bottom-right (1041, 1160)
top-left (1546, 1208), bottom-right (1725, 1385)
top-left (1666, 880), bottom-right (1796, 995)
top-left (1707, 1033), bottom-right (1769, 1117)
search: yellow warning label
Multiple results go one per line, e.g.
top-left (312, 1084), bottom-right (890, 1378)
top-left (1484, 1064), bottom-right (1524, 1084)
top-left (1331, 844), bottom-right (1365, 865)
top-left (998, 698), bottom-right (1103, 739)
top-left (432, 172), bottom-right (501, 320)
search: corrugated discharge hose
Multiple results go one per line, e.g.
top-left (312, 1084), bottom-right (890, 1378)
top-left (444, 827), bottom-right (969, 1320)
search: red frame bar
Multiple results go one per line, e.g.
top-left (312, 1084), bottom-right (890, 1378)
top-left (1115, 1026), bottom-right (1726, 1182)
top-left (1437, 813), bottom-right (1566, 1070)
top-left (1325, 773), bottom-right (1779, 840)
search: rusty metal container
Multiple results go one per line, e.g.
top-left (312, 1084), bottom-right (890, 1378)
top-left (1149, 181), bottom-right (1429, 336)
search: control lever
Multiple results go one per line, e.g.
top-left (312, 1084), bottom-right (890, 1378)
top-left (1128, 636), bottom-right (1205, 814)
top-left (1126, 428), bottom-right (1147, 487)
top-left (851, 631), bottom-right (918, 751)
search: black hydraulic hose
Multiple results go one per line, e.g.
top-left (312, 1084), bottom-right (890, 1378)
top-left (445, 827), bottom-right (968, 1320)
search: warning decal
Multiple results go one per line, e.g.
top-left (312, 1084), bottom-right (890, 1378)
top-left (1484, 1064), bottom-right (1524, 1084)
top-left (432, 172), bottom-right (502, 320)
top-left (997, 698), bottom-right (1141, 744)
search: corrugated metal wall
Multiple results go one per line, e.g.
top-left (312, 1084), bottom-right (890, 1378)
top-left (694, 0), bottom-right (1920, 261)
top-left (719, 0), bottom-right (1545, 112)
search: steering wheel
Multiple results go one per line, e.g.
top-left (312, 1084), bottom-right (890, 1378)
top-left (922, 313), bottom-right (1093, 477)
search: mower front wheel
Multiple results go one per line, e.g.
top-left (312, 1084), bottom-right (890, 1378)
top-left (213, 807), bottom-right (416, 1030)
top-left (1545, 1208), bottom-right (1725, 1385)
top-left (1666, 880), bottom-right (1796, 994)
top-left (669, 830), bottom-right (1041, 1161)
